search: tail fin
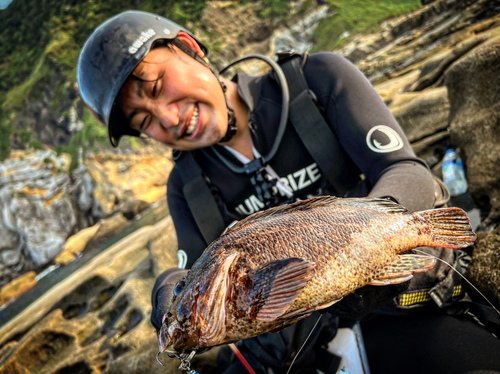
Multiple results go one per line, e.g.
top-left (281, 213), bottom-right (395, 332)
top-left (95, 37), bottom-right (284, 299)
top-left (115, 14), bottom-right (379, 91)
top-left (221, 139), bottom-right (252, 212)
top-left (419, 207), bottom-right (476, 248)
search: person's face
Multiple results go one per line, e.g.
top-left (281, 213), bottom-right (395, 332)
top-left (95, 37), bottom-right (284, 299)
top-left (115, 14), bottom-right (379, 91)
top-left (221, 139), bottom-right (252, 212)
top-left (118, 42), bottom-right (228, 150)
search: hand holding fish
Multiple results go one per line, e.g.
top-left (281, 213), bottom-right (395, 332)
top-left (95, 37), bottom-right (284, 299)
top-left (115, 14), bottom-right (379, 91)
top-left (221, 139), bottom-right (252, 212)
top-left (157, 196), bottom-right (476, 358)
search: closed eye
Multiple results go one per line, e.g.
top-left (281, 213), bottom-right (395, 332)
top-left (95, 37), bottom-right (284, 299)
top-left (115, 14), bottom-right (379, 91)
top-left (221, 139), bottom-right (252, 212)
top-left (152, 80), bottom-right (158, 97)
top-left (152, 72), bottom-right (165, 98)
top-left (140, 114), bottom-right (152, 131)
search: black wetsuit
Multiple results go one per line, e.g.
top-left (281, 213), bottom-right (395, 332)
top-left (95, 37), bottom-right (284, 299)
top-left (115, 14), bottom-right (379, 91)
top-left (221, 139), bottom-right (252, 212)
top-left (168, 52), bottom-right (435, 268)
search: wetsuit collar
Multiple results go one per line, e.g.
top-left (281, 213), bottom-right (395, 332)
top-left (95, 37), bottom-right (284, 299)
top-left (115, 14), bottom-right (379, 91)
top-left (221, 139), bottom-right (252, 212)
top-left (233, 73), bottom-right (264, 114)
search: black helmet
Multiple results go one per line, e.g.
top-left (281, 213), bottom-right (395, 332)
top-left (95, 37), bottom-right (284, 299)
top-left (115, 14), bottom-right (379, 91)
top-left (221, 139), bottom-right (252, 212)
top-left (77, 10), bottom-right (208, 147)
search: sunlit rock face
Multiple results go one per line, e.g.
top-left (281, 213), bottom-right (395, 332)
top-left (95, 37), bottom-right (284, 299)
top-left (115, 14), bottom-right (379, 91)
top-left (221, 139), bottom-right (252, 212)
top-left (0, 146), bottom-right (173, 288)
top-left (85, 151), bottom-right (173, 217)
top-left (0, 150), bottom-right (101, 286)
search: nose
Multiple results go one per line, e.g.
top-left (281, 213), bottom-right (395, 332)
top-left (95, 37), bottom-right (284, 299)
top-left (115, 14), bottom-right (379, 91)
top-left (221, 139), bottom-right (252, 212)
top-left (152, 102), bottom-right (180, 130)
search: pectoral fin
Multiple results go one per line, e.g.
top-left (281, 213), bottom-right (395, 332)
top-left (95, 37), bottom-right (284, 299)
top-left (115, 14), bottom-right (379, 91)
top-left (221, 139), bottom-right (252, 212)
top-left (368, 254), bottom-right (436, 286)
top-left (248, 258), bottom-right (315, 322)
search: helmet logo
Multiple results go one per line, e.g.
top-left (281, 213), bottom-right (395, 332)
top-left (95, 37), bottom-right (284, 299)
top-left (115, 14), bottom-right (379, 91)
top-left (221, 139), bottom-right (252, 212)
top-left (128, 29), bottom-right (156, 54)
top-left (366, 125), bottom-right (404, 153)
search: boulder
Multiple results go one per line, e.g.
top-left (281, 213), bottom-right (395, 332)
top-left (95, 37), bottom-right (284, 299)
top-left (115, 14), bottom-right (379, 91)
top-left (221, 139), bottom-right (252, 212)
top-left (85, 152), bottom-right (173, 217)
top-left (389, 86), bottom-right (450, 143)
top-left (466, 228), bottom-right (500, 309)
top-left (0, 150), bottom-right (102, 286)
top-left (54, 224), bottom-right (102, 265)
top-left (445, 34), bottom-right (500, 225)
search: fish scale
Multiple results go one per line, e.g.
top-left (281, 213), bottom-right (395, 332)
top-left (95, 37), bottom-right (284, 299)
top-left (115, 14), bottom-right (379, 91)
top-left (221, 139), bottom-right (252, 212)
top-left (158, 196), bottom-right (476, 354)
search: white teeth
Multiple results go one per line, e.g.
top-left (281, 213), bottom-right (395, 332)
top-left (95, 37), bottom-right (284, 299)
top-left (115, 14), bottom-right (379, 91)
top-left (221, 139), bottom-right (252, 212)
top-left (186, 106), bottom-right (199, 135)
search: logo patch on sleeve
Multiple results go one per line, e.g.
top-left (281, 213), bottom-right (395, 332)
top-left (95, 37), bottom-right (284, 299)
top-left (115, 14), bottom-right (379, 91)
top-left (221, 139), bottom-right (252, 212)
top-left (177, 250), bottom-right (188, 269)
top-left (366, 125), bottom-right (404, 153)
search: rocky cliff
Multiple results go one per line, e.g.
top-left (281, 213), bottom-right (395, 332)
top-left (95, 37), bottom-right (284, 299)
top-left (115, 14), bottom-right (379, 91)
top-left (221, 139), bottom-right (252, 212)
top-left (1, 0), bottom-right (500, 373)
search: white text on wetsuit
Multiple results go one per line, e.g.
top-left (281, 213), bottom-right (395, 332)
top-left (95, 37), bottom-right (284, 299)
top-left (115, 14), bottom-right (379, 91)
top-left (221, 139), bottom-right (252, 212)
top-left (235, 163), bottom-right (321, 216)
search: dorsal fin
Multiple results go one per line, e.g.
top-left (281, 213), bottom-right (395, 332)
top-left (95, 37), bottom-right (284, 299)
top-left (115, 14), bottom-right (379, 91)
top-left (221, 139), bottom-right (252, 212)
top-left (338, 197), bottom-right (408, 214)
top-left (222, 196), bottom-right (338, 236)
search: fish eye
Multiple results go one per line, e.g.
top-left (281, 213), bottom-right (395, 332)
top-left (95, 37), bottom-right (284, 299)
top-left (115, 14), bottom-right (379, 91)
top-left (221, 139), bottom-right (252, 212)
top-left (174, 277), bottom-right (186, 296)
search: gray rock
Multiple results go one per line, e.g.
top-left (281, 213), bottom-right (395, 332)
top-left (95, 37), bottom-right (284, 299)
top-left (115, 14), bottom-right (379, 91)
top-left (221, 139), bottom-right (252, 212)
top-left (390, 87), bottom-right (450, 143)
top-left (271, 5), bottom-right (330, 54)
top-left (445, 35), bottom-right (500, 225)
top-left (0, 151), bottom-right (101, 285)
top-left (466, 228), bottom-right (500, 309)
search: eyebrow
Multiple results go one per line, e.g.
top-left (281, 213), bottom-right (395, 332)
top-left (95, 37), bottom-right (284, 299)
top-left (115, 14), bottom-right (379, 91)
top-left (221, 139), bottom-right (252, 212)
top-left (136, 79), bottom-right (144, 99)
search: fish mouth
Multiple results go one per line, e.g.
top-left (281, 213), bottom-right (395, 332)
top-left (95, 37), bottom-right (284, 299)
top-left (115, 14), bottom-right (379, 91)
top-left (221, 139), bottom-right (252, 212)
top-left (158, 322), bottom-right (172, 353)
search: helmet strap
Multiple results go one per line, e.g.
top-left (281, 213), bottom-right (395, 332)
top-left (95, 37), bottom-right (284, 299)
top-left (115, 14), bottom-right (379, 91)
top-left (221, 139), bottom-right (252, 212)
top-left (218, 81), bottom-right (238, 143)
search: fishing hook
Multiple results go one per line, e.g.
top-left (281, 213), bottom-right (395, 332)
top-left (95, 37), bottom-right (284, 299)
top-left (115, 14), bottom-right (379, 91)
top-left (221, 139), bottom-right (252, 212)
top-left (156, 351), bottom-right (164, 366)
top-left (156, 349), bottom-right (199, 373)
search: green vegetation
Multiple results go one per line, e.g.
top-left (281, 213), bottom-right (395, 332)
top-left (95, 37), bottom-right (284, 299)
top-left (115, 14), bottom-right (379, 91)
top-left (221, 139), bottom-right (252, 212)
top-left (19, 130), bottom-right (31, 144)
top-left (2, 54), bottom-right (49, 113)
top-left (312, 0), bottom-right (421, 51)
top-left (0, 0), bottom-right (207, 160)
top-left (0, 118), bottom-right (12, 160)
top-left (0, 0), bottom-right (422, 161)
top-left (29, 140), bottom-right (42, 150)
top-left (259, 0), bottom-right (291, 20)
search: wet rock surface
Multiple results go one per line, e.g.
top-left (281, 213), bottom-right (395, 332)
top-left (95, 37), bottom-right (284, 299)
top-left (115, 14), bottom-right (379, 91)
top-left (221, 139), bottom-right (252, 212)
top-left (0, 213), bottom-right (197, 374)
top-left (0, 146), bottom-right (172, 288)
top-left (1, 1), bottom-right (500, 373)
top-left (466, 228), bottom-right (500, 309)
top-left (444, 34), bottom-right (500, 229)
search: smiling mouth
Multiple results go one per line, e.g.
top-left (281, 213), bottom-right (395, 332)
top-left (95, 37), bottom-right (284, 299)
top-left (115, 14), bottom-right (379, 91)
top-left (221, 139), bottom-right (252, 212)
top-left (185, 105), bottom-right (199, 136)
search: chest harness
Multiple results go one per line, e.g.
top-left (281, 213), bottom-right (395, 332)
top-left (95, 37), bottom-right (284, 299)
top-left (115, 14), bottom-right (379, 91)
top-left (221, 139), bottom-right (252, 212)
top-left (173, 51), bottom-right (361, 246)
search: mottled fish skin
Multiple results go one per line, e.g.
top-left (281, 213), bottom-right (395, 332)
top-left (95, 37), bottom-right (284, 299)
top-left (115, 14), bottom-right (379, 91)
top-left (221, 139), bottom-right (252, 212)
top-left (161, 196), bottom-right (476, 353)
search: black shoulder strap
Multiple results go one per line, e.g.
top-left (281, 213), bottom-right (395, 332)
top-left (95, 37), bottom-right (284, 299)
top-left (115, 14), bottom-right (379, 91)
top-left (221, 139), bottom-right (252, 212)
top-left (174, 151), bottom-right (226, 245)
top-left (278, 53), bottom-right (360, 197)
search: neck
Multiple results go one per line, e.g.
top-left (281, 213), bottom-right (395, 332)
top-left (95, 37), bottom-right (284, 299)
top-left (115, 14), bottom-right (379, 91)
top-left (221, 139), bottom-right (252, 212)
top-left (219, 77), bottom-right (254, 160)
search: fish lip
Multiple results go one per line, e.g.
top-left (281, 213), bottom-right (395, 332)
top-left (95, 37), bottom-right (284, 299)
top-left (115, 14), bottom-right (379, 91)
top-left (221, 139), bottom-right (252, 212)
top-left (158, 322), bottom-right (171, 353)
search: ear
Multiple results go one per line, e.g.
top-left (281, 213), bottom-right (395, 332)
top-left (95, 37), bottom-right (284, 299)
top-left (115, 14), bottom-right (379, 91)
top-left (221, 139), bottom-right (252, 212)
top-left (176, 31), bottom-right (205, 59)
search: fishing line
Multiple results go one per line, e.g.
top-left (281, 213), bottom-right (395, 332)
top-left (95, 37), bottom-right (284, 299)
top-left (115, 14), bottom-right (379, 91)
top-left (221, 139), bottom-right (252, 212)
top-left (413, 248), bottom-right (500, 316)
top-left (286, 314), bottom-right (323, 374)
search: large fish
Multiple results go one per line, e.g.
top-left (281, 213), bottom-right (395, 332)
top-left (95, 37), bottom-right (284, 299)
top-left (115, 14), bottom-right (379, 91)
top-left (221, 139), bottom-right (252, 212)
top-left (158, 196), bottom-right (476, 355)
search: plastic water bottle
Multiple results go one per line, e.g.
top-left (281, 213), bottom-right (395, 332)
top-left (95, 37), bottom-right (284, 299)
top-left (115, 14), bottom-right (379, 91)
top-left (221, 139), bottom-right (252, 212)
top-left (442, 149), bottom-right (468, 196)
